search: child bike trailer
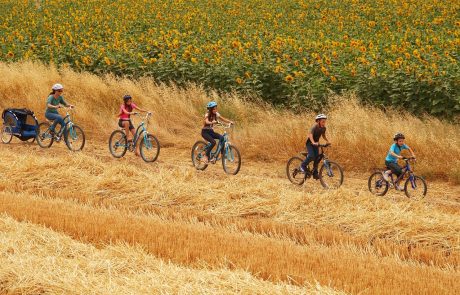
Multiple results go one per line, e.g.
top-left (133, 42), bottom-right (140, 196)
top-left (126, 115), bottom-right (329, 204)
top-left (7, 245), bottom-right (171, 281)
top-left (1, 108), bottom-right (39, 144)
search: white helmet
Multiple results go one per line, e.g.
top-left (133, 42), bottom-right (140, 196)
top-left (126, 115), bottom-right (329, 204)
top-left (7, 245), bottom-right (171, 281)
top-left (52, 83), bottom-right (64, 91)
top-left (315, 113), bottom-right (327, 121)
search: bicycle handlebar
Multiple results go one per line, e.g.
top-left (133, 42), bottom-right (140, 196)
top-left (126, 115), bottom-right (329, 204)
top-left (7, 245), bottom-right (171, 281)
top-left (215, 122), bottom-right (233, 129)
top-left (318, 143), bottom-right (331, 148)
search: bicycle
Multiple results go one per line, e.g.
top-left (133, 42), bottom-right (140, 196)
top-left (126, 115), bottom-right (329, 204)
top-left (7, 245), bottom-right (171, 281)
top-left (191, 123), bottom-right (241, 175)
top-left (108, 112), bottom-right (160, 163)
top-left (36, 107), bottom-right (85, 151)
top-left (286, 143), bottom-right (344, 189)
top-left (368, 157), bottom-right (427, 199)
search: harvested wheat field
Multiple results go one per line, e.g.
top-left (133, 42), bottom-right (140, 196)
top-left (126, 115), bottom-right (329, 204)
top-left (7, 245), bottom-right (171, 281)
top-left (0, 62), bottom-right (459, 294)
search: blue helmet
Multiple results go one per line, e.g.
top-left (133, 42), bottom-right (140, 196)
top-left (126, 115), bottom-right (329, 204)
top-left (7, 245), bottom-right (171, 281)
top-left (207, 101), bottom-right (217, 109)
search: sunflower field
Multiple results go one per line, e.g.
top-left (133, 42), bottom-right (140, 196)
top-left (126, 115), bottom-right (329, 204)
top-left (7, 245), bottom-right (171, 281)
top-left (1, 0), bottom-right (459, 116)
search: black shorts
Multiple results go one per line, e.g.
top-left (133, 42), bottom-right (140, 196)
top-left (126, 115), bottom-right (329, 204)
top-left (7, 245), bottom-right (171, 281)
top-left (119, 119), bottom-right (134, 130)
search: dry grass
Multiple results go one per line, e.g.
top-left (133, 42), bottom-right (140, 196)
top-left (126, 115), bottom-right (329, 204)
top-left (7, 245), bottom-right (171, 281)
top-left (0, 61), bottom-right (459, 294)
top-left (0, 194), bottom-right (459, 295)
top-left (0, 214), bottom-right (341, 295)
top-left (0, 61), bottom-right (459, 181)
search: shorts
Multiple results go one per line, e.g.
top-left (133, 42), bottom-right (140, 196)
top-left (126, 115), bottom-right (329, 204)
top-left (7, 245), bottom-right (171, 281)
top-left (118, 119), bottom-right (134, 130)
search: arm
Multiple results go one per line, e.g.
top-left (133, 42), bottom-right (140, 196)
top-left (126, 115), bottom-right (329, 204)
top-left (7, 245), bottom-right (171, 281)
top-left (218, 115), bottom-right (234, 124)
top-left (308, 132), bottom-right (318, 145)
top-left (321, 133), bottom-right (329, 143)
top-left (408, 147), bottom-right (416, 158)
top-left (47, 103), bottom-right (60, 109)
top-left (133, 105), bottom-right (149, 113)
top-left (60, 98), bottom-right (73, 108)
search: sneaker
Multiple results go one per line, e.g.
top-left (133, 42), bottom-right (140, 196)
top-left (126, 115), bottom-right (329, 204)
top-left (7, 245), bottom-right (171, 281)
top-left (313, 173), bottom-right (319, 180)
top-left (382, 171), bottom-right (391, 182)
top-left (299, 165), bottom-right (306, 173)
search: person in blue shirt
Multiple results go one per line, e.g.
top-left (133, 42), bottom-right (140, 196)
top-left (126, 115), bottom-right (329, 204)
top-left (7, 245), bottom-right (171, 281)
top-left (383, 132), bottom-right (416, 190)
top-left (45, 83), bottom-right (74, 139)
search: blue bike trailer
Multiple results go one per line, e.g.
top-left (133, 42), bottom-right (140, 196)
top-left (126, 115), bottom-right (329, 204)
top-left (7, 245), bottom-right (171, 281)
top-left (1, 108), bottom-right (39, 141)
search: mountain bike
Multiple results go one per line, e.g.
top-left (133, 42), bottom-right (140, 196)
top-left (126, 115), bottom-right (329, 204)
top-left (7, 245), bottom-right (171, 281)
top-left (36, 107), bottom-right (85, 151)
top-left (191, 123), bottom-right (241, 175)
top-left (108, 112), bottom-right (160, 163)
top-left (368, 157), bottom-right (427, 199)
top-left (286, 143), bottom-right (344, 189)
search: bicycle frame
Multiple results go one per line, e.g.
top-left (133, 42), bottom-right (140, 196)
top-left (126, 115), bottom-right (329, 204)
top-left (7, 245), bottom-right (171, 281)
top-left (118, 113), bottom-right (152, 149)
top-left (303, 144), bottom-right (334, 177)
top-left (204, 124), bottom-right (234, 161)
top-left (387, 159), bottom-right (416, 187)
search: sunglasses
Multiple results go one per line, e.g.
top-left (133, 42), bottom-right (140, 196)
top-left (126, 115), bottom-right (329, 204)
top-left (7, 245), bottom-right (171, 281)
top-left (57, 89), bottom-right (63, 92)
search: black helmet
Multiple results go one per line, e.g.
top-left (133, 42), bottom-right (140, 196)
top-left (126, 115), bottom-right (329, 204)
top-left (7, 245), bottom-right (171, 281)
top-left (123, 94), bottom-right (132, 102)
top-left (393, 132), bottom-right (405, 141)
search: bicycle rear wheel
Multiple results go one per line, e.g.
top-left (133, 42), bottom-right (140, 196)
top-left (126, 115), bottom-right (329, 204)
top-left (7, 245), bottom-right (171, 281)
top-left (36, 122), bottom-right (54, 148)
top-left (222, 144), bottom-right (241, 175)
top-left (109, 130), bottom-right (128, 158)
top-left (286, 156), bottom-right (306, 185)
top-left (319, 161), bottom-right (344, 189)
top-left (140, 134), bottom-right (160, 163)
top-left (191, 141), bottom-right (209, 170)
top-left (404, 175), bottom-right (427, 199)
top-left (64, 125), bottom-right (85, 151)
top-left (1, 125), bottom-right (13, 144)
top-left (368, 172), bottom-right (389, 196)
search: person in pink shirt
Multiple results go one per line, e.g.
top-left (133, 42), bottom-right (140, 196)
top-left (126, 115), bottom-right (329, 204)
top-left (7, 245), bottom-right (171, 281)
top-left (118, 94), bottom-right (150, 155)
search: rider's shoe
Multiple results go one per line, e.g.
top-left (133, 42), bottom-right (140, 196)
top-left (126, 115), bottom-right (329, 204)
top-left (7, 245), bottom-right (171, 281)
top-left (313, 173), bottom-right (319, 180)
top-left (395, 184), bottom-right (404, 191)
top-left (210, 157), bottom-right (217, 164)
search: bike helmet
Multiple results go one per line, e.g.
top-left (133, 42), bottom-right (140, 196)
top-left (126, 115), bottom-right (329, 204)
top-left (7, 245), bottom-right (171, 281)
top-left (52, 83), bottom-right (64, 91)
top-left (207, 101), bottom-right (218, 109)
top-left (393, 132), bottom-right (405, 141)
top-left (315, 113), bottom-right (327, 121)
top-left (123, 94), bottom-right (132, 102)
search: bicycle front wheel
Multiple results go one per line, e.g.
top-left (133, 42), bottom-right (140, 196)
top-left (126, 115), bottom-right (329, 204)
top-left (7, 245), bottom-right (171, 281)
top-left (368, 172), bottom-right (389, 196)
top-left (222, 144), bottom-right (241, 175)
top-left (36, 122), bottom-right (54, 148)
top-left (191, 141), bottom-right (209, 170)
top-left (64, 125), bottom-right (85, 151)
top-left (140, 134), bottom-right (160, 163)
top-left (404, 175), bottom-right (427, 199)
top-left (108, 130), bottom-right (128, 158)
top-left (319, 161), bottom-right (344, 189)
top-left (1, 125), bottom-right (13, 144)
top-left (286, 156), bottom-right (306, 185)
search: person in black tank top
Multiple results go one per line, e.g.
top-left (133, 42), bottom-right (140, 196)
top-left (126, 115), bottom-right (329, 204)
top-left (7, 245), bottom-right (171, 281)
top-left (201, 101), bottom-right (234, 164)
top-left (300, 114), bottom-right (330, 179)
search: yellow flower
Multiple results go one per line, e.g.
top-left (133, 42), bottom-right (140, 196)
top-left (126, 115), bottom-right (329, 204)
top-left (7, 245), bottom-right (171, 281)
top-left (191, 57), bottom-right (198, 63)
top-left (331, 76), bottom-right (337, 82)
top-left (236, 77), bottom-right (243, 84)
top-left (285, 75), bottom-right (294, 82)
top-left (6, 51), bottom-right (14, 58)
top-left (370, 67), bottom-right (377, 77)
top-left (104, 57), bottom-right (111, 65)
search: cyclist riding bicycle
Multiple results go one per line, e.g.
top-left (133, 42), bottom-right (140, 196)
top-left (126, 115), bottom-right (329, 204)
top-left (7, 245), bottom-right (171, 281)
top-left (383, 132), bottom-right (416, 190)
top-left (45, 83), bottom-right (74, 140)
top-left (118, 94), bottom-right (151, 156)
top-left (201, 101), bottom-right (234, 164)
top-left (300, 114), bottom-right (330, 179)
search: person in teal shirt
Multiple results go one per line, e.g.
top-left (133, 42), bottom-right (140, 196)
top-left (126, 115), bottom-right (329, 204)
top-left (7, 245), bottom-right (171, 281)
top-left (45, 83), bottom-right (74, 137)
top-left (383, 132), bottom-right (416, 190)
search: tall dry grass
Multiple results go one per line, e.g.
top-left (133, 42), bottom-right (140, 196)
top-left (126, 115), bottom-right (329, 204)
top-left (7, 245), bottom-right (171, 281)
top-left (0, 214), bottom-right (340, 295)
top-left (0, 61), bottom-right (459, 181)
